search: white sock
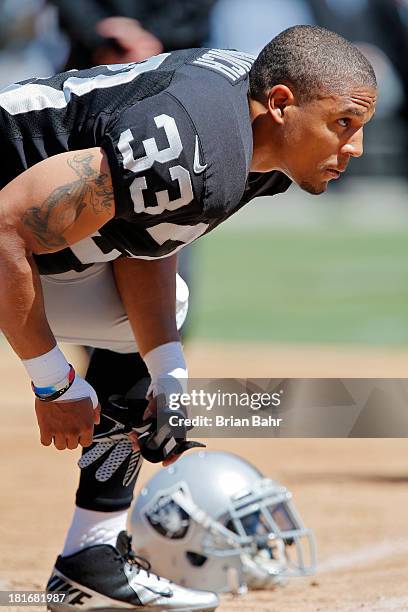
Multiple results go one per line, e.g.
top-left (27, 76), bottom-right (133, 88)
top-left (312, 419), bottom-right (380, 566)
top-left (62, 507), bottom-right (128, 557)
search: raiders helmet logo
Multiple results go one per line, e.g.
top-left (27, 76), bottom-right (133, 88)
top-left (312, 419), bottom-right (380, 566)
top-left (144, 486), bottom-right (190, 539)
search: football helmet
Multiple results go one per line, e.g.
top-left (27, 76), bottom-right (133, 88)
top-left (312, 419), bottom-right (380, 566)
top-left (130, 451), bottom-right (316, 593)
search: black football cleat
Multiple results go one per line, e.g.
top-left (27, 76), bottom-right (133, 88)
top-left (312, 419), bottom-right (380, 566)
top-left (46, 531), bottom-right (219, 611)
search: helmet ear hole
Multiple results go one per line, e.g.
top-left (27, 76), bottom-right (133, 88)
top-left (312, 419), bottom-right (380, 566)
top-left (185, 551), bottom-right (207, 567)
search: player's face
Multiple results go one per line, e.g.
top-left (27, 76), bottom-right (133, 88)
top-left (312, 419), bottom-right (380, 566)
top-left (281, 89), bottom-right (377, 194)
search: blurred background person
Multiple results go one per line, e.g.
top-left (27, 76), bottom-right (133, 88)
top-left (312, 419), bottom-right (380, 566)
top-left (49, 0), bottom-right (216, 69)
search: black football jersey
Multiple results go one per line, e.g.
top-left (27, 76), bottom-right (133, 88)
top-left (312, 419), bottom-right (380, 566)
top-left (0, 48), bottom-right (292, 274)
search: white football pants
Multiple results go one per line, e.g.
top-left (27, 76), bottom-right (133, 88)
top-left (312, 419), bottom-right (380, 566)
top-left (40, 263), bottom-right (189, 354)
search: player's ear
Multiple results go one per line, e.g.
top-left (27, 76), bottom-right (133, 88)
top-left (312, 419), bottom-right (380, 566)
top-left (267, 85), bottom-right (296, 125)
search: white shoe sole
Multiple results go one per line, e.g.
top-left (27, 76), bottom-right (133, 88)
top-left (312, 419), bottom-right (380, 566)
top-left (48, 605), bottom-right (218, 612)
top-left (47, 573), bottom-right (218, 612)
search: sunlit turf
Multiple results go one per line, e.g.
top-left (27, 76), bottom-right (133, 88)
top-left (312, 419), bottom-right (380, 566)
top-left (192, 228), bottom-right (408, 345)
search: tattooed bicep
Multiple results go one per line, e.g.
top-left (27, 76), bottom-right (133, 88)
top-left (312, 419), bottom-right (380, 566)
top-left (4, 148), bottom-right (115, 254)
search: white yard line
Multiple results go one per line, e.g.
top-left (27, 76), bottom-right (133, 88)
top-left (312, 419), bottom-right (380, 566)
top-left (319, 538), bottom-right (408, 573)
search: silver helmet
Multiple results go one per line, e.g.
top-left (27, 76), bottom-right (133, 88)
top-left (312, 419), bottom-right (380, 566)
top-left (130, 451), bottom-right (316, 593)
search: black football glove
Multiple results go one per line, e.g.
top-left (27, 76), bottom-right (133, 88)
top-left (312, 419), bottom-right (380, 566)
top-left (98, 389), bottom-right (205, 464)
top-left (132, 396), bottom-right (205, 463)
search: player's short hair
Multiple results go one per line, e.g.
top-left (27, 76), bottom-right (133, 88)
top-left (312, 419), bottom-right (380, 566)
top-left (249, 25), bottom-right (377, 103)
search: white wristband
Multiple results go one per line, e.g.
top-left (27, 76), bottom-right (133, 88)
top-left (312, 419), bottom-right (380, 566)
top-left (22, 345), bottom-right (70, 387)
top-left (22, 345), bottom-right (98, 408)
top-left (143, 341), bottom-right (188, 397)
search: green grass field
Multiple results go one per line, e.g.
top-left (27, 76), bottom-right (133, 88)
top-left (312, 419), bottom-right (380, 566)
top-left (192, 227), bottom-right (408, 345)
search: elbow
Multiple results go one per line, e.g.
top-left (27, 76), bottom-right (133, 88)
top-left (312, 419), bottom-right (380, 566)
top-left (0, 223), bottom-right (32, 268)
top-left (0, 183), bottom-right (34, 257)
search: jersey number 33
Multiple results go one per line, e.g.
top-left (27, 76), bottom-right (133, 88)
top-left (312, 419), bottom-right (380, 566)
top-left (118, 114), bottom-right (194, 215)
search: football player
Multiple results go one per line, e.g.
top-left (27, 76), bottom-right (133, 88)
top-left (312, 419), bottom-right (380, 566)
top-left (0, 26), bottom-right (376, 610)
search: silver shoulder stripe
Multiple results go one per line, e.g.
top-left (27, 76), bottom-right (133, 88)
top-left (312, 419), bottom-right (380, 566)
top-left (0, 54), bottom-right (170, 115)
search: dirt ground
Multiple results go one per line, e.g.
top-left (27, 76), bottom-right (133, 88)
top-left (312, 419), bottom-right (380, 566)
top-left (1, 340), bottom-right (408, 612)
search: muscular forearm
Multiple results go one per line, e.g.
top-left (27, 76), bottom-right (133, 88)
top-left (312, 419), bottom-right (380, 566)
top-left (0, 148), bottom-right (113, 359)
top-left (0, 148), bottom-right (113, 450)
top-left (113, 255), bottom-right (179, 357)
top-left (114, 254), bottom-right (191, 465)
top-left (0, 234), bottom-right (55, 359)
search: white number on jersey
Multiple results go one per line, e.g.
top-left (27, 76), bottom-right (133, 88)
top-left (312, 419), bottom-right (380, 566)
top-left (117, 114), bottom-right (194, 216)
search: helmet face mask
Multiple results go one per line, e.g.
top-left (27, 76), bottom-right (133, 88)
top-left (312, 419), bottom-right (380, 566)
top-left (204, 478), bottom-right (316, 588)
top-left (131, 451), bottom-right (317, 593)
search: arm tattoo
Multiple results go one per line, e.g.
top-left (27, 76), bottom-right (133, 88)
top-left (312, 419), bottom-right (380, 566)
top-left (22, 153), bottom-right (114, 250)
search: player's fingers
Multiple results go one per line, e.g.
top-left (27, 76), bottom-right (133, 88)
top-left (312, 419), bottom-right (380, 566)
top-left (53, 434), bottom-right (67, 451)
top-left (66, 436), bottom-right (79, 450)
top-left (79, 430), bottom-right (94, 448)
top-left (40, 430), bottom-right (53, 446)
top-left (162, 453), bottom-right (181, 467)
top-left (94, 404), bottom-right (101, 425)
top-left (128, 431), bottom-right (140, 451)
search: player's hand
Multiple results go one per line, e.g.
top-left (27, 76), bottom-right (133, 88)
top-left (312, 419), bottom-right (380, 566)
top-left (127, 397), bottom-right (180, 466)
top-left (35, 397), bottom-right (101, 450)
top-left (93, 17), bottom-right (163, 65)
top-left (130, 394), bottom-right (205, 465)
top-left (145, 396), bottom-right (182, 466)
